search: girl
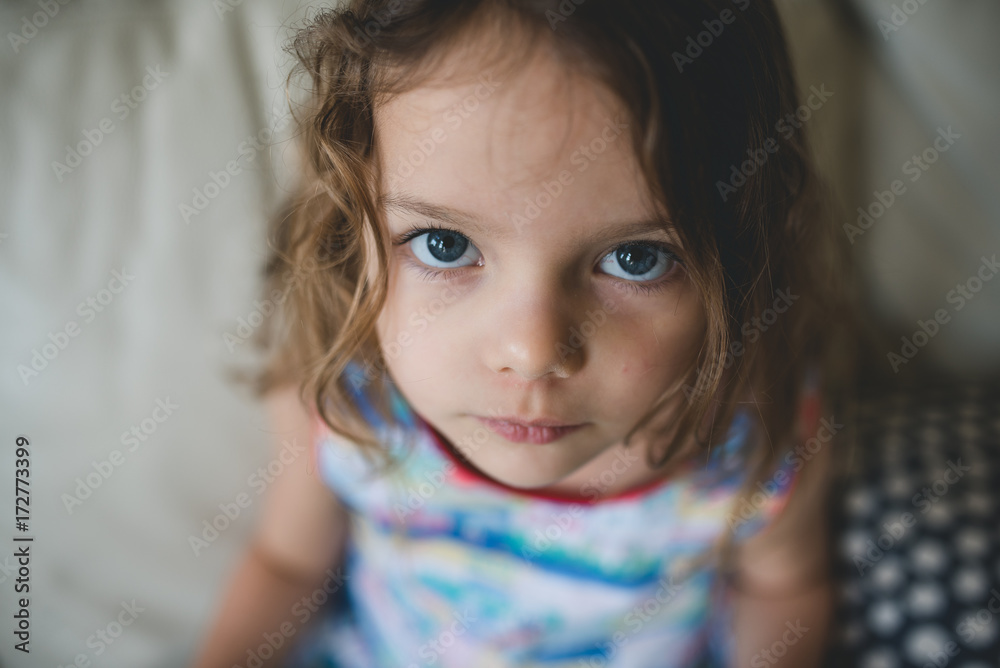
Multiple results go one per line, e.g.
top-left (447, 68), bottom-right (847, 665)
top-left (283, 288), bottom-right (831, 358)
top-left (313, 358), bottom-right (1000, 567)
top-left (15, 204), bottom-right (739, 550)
top-left (193, 0), bottom-right (856, 666)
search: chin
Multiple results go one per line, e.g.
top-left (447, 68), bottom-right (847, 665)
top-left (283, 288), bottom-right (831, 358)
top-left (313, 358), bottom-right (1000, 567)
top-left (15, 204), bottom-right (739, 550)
top-left (490, 470), bottom-right (565, 490)
top-left (424, 415), bottom-right (590, 491)
top-left (468, 454), bottom-right (581, 492)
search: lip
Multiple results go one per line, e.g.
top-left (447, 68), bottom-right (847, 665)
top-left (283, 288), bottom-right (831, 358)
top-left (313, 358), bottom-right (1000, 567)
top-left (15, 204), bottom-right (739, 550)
top-left (475, 417), bottom-right (586, 444)
top-left (490, 415), bottom-right (581, 428)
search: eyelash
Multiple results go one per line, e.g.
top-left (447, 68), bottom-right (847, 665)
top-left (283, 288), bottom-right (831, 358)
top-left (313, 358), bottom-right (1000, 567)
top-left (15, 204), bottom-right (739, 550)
top-left (392, 223), bottom-right (683, 296)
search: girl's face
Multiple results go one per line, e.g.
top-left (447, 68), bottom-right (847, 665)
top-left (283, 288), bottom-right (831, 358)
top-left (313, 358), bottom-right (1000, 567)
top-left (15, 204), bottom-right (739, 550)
top-left (372, 41), bottom-right (707, 495)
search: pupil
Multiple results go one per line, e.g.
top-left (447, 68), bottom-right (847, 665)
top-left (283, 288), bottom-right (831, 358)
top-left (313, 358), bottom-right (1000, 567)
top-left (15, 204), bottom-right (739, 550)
top-left (618, 244), bottom-right (657, 275)
top-left (427, 230), bottom-right (467, 263)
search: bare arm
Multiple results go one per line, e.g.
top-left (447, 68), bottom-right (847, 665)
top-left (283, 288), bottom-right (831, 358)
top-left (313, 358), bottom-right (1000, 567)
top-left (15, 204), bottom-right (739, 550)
top-left (729, 571), bottom-right (833, 668)
top-left (190, 385), bottom-right (352, 668)
top-left (728, 425), bottom-right (836, 668)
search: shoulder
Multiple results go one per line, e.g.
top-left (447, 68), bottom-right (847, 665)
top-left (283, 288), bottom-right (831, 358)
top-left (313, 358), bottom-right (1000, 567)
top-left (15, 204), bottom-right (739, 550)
top-left (730, 382), bottom-right (838, 594)
top-left (340, 360), bottom-right (417, 431)
top-left (311, 362), bottom-right (423, 487)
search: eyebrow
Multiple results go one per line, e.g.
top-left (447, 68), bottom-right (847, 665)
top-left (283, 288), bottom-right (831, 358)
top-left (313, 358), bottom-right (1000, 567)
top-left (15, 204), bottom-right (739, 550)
top-left (380, 192), bottom-right (678, 246)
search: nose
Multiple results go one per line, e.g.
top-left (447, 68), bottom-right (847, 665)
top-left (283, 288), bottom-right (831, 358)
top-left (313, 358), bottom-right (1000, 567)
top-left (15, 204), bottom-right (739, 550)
top-left (483, 280), bottom-right (586, 383)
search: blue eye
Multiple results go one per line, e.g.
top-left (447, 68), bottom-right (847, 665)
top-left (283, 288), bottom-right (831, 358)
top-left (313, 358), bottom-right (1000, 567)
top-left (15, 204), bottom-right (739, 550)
top-left (393, 224), bottom-right (682, 295)
top-left (404, 228), bottom-right (482, 269)
top-left (599, 242), bottom-right (678, 282)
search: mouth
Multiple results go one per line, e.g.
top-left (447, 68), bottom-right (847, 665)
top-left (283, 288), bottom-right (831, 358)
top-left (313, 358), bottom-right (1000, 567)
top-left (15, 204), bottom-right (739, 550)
top-left (475, 417), bottom-right (587, 444)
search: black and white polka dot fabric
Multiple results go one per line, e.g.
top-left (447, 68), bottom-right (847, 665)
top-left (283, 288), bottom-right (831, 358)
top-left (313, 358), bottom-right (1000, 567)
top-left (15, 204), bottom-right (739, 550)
top-left (825, 381), bottom-right (1000, 668)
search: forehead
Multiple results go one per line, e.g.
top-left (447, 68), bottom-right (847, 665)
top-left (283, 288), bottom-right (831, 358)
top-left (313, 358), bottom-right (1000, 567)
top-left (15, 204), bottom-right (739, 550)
top-left (373, 41), bottom-right (656, 228)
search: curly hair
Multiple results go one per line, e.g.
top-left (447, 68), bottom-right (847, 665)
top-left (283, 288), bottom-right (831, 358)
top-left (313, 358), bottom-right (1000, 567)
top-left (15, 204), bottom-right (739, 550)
top-left (255, 0), bottom-right (859, 579)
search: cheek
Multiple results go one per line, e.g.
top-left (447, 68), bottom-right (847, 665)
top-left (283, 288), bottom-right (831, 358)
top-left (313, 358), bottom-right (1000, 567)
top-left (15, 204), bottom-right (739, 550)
top-left (375, 267), bottom-right (407, 371)
top-left (374, 283), bottom-right (471, 421)
top-left (376, 275), bottom-right (412, 371)
top-left (375, 273), bottom-right (454, 378)
top-left (607, 295), bottom-right (706, 385)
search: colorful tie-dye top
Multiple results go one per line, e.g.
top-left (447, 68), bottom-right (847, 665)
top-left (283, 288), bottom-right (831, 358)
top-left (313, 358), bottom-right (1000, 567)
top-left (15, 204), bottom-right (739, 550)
top-left (284, 363), bottom-right (824, 668)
